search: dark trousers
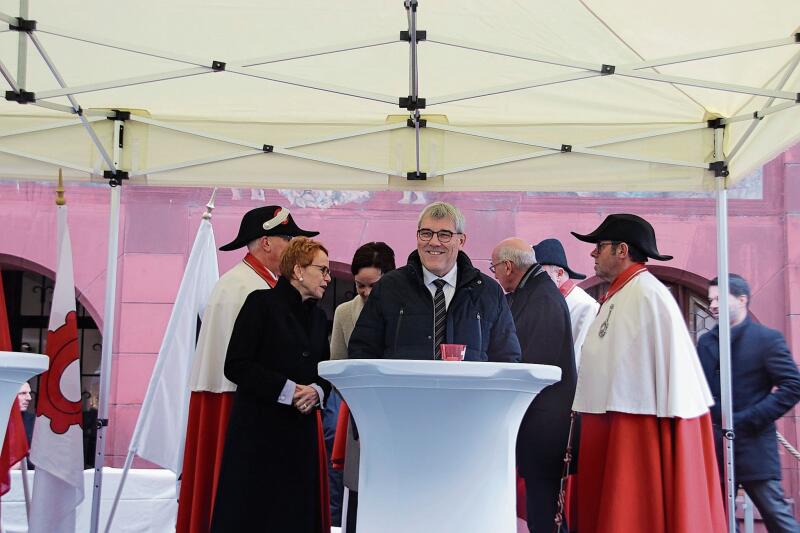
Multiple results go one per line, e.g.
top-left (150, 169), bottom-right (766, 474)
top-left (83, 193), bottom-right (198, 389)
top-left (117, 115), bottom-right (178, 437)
top-left (524, 477), bottom-right (567, 533)
top-left (741, 479), bottom-right (800, 533)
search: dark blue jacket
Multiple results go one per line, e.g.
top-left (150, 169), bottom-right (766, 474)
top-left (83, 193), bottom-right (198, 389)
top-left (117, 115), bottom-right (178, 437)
top-left (348, 250), bottom-right (521, 362)
top-left (697, 315), bottom-right (800, 481)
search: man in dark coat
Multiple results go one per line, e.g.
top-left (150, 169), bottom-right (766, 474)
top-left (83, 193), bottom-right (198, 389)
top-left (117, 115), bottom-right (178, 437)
top-left (697, 274), bottom-right (800, 533)
top-left (491, 237), bottom-right (576, 533)
top-left (349, 201), bottom-right (520, 362)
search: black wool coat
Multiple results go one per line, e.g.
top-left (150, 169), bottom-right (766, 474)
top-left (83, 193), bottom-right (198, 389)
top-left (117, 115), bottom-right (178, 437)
top-left (697, 315), bottom-right (800, 482)
top-left (210, 276), bottom-right (331, 533)
top-left (348, 250), bottom-right (521, 362)
top-left (511, 267), bottom-right (577, 480)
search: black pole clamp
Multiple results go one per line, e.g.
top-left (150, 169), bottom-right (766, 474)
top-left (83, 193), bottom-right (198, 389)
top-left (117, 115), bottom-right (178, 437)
top-left (709, 161), bottom-right (729, 177)
top-left (399, 96), bottom-right (426, 111)
top-left (5, 90), bottom-right (35, 104)
top-left (407, 171), bottom-right (427, 180)
top-left (103, 170), bottom-right (129, 187)
top-left (95, 418), bottom-right (109, 429)
top-left (722, 428), bottom-right (735, 441)
top-left (9, 17), bottom-right (36, 32)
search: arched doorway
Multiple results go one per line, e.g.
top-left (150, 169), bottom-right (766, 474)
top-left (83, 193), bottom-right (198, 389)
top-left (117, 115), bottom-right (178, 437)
top-left (1, 266), bottom-right (101, 468)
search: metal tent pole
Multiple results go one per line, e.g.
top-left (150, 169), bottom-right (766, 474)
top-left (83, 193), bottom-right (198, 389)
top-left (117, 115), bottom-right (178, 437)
top-left (714, 125), bottom-right (736, 533)
top-left (89, 118), bottom-right (125, 533)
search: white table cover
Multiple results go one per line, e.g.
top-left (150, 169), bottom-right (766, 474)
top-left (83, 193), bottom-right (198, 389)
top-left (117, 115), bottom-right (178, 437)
top-left (1, 468), bottom-right (177, 533)
top-left (319, 360), bottom-right (560, 533)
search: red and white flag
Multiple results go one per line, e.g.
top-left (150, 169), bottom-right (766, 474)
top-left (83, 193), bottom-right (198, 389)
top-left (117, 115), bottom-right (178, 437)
top-left (28, 203), bottom-right (84, 533)
top-left (129, 217), bottom-right (219, 473)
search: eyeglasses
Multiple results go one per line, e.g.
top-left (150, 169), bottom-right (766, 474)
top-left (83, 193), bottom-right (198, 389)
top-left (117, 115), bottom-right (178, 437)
top-left (307, 264), bottom-right (331, 277)
top-left (594, 241), bottom-right (619, 253)
top-left (489, 260), bottom-right (508, 274)
top-left (417, 228), bottom-right (462, 243)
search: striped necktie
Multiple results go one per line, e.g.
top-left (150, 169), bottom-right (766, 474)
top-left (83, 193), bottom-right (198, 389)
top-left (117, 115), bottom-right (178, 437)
top-left (433, 278), bottom-right (447, 359)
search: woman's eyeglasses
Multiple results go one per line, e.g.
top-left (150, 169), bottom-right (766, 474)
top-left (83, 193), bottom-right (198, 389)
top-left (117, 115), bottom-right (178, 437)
top-left (307, 264), bottom-right (331, 277)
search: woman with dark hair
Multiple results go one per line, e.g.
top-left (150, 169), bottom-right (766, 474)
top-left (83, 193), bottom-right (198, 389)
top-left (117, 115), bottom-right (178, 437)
top-left (211, 237), bottom-right (333, 533)
top-left (330, 241), bottom-right (396, 360)
top-left (329, 241), bottom-right (395, 532)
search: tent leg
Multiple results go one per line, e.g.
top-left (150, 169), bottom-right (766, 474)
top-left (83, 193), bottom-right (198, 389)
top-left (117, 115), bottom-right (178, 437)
top-left (103, 449), bottom-right (136, 533)
top-left (89, 180), bottom-right (123, 533)
top-left (715, 144), bottom-right (736, 533)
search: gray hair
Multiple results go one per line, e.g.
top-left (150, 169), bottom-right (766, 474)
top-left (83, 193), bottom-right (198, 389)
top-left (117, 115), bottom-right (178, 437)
top-left (495, 244), bottom-right (536, 270)
top-left (417, 202), bottom-right (465, 233)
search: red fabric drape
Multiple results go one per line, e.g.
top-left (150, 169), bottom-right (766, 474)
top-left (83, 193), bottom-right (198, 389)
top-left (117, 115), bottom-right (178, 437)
top-left (176, 391), bottom-right (235, 533)
top-left (0, 267), bottom-right (30, 516)
top-left (576, 411), bottom-right (726, 533)
top-left (0, 406), bottom-right (29, 496)
top-left (331, 402), bottom-right (350, 471)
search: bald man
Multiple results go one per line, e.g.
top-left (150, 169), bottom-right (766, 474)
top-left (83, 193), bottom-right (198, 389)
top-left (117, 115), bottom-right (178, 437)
top-left (491, 238), bottom-right (577, 533)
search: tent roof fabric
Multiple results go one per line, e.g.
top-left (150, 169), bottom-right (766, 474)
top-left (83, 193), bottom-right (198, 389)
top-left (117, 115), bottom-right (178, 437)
top-left (1, 0), bottom-right (798, 191)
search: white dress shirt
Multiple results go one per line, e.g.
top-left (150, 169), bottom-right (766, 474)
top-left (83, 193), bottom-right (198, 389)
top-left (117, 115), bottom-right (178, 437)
top-left (422, 264), bottom-right (458, 309)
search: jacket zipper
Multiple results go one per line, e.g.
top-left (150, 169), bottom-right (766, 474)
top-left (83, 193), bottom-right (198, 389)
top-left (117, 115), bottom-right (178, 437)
top-left (476, 312), bottom-right (482, 356)
top-left (393, 307), bottom-right (404, 357)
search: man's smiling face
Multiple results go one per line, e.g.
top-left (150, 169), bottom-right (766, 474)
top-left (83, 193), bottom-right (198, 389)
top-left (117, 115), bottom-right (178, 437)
top-left (417, 215), bottom-right (465, 277)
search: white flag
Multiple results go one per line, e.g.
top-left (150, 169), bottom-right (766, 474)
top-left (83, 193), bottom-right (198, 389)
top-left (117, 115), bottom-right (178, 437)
top-left (128, 217), bottom-right (219, 473)
top-left (29, 205), bottom-right (84, 533)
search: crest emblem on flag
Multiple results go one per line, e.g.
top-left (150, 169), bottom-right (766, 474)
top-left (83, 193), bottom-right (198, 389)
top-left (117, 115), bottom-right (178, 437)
top-left (37, 310), bottom-right (82, 434)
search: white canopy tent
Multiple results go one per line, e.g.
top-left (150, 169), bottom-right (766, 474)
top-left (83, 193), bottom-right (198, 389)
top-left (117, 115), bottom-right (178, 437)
top-left (1, 1), bottom-right (799, 532)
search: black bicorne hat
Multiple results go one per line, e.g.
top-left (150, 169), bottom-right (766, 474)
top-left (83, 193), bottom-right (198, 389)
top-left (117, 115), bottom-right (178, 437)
top-left (570, 213), bottom-right (673, 261)
top-left (219, 205), bottom-right (319, 251)
top-left (533, 238), bottom-right (587, 279)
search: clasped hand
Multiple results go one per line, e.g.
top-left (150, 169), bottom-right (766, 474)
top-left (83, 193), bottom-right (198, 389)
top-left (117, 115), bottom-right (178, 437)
top-left (293, 384), bottom-right (319, 415)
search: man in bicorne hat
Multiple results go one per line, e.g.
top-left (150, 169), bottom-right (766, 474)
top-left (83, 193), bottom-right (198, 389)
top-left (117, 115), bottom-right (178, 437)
top-left (176, 205), bottom-right (318, 533)
top-left (570, 214), bottom-right (726, 533)
top-left (533, 238), bottom-right (599, 368)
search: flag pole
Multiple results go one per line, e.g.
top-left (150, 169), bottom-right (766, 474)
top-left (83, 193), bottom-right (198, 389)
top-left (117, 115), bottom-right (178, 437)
top-left (20, 459), bottom-right (31, 521)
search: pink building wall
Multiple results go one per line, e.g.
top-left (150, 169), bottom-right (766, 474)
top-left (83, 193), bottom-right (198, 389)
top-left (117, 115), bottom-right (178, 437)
top-left (1, 144), bottom-right (799, 505)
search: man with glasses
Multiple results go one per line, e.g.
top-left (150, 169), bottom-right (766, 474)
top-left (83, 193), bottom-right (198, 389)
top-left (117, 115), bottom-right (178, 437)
top-left (491, 237), bottom-right (575, 533)
top-left (177, 206), bottom-right (319, 533)
top-left (349, 201), bottom-right (520, 362)
top-left (569, 214), bottom-right (725, 532)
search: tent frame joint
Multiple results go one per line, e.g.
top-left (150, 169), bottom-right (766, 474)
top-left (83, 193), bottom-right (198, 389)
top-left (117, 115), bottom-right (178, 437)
top-left (211, 60), bottom-right (226, 71)
top-left (103, 170), bottom-right (129, 187)
top-left (795, 33), bottom-right (800, 43)
top-left (400, 30), bottom-right (426, 42)
top-left (407, 117), bottom-right (427, 128)
top-left (95, 417), bottom-right (109, 429)
top-left (707, 118), bottom-right (725, 129)
top-left (5, 89), bottom-right (35, 103)
top-left (601, 64), bottom-right (615, 75)
top-left (8, 16), bottom-right (36, 32)
top-left (561, 144), bottom-right (572, 153)
top-left (107, 109), bottom-right (131, 121)
top-left (709, 161), bottom-right (729, 177)
top-left (407, 171), bottom-right (427, 180)
top-left (262, 144), bottom-right (274, 153)
top-left (399, 96), bottom-right (426, 110)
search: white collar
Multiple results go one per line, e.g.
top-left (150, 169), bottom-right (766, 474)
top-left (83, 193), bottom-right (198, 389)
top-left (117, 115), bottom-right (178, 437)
top-left (422, 263), bottom-right (458, 288)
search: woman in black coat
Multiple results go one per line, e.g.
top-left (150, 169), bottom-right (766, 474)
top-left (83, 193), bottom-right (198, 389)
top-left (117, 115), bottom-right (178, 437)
top-left (211, 237), bottom-right (333, 533)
